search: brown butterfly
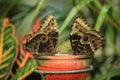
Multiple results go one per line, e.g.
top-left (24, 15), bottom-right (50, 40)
top-left (70, 17), bottom-right (103, 55)
top-left (24, 14), bottom-right (59, 56)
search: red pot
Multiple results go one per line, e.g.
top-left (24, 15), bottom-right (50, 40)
top-left (34, 51), bottom-right (93, 80)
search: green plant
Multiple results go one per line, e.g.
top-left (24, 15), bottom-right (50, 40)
top-left (0, 18), bottom-right (18, 80)
top-left (0, 0), bottom-right (120, 80)
top-left (0, 18), bottom-right (37, 80)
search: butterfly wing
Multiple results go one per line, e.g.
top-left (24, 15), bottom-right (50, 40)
top-left (70, 17), bottom-right (92, 54)
top-left (81, 30), bottom-right (103, 52)
top-left (24, 14), bottom-right (59, 56)
top-left (70, 17), bottom-right (103, 54)
top-left (38, 14), bottom-right (59, 55)
top-left (42, 14), bottom-right (59, 53)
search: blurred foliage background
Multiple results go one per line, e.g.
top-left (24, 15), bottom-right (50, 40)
top-left (0, 0), bottom-right (120, 80)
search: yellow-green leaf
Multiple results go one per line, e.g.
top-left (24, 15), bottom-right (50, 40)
top-left (0, 20), bottom-right (18, 80)
top-left (10, 59), bottom-right (37, 80)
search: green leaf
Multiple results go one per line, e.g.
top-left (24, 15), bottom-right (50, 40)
top-left (95, 69), bottom-right (120, 80)
top-left (94, 5), bottom-right (110, 31)
top-left (106, 25), bottom-right (116, 46)
top-left (0, 23), bottom-right (18, 80)
top-left (106, 0), bottom-right (120, 26)
top-left (16, 0), bottom-right (45, 38)
top-left (1, 0), bottom-right (21, 18)
top-left (92, 0), bottom-right (120, 32)
top-left (10, 59), bottom-right (37, 80)
top-left (93, 0), bottom-right (102, 9)
top-left (59, 0), bottom-right (93, 35)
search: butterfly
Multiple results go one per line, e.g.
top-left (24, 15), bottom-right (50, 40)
top-left (70, 17), bottom-right (103, 55)
top-left (24, 14), bottom-right (59, 56)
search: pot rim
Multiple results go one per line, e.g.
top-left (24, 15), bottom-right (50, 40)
top-left (34, 50), bottom-right (93, 60)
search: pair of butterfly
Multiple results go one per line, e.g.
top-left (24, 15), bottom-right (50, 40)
top-left (24, 14), bottom-right (103, 56)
